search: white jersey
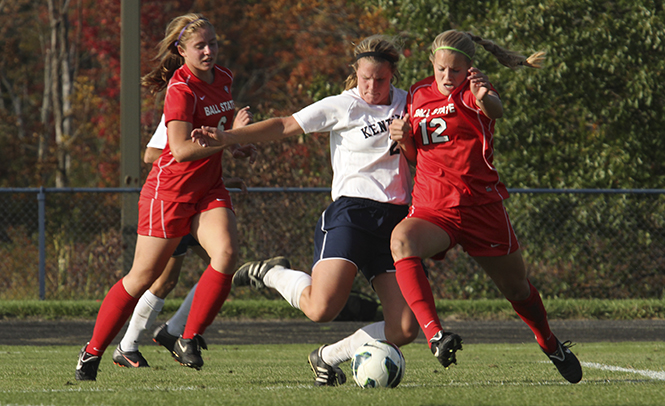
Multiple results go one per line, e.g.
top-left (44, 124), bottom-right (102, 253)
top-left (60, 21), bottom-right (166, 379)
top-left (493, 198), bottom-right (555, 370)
top-left (146, 114), bottom-right (167, 149)
top-left (293, 86), bottom-right (411, 205)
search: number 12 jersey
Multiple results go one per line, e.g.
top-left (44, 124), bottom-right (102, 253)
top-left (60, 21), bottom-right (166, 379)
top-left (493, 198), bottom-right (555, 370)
top-left (406, 76), bottom-right (509, 210)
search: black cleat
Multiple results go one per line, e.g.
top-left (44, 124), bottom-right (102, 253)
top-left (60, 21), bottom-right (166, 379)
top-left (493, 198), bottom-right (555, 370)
top-left (308, 345), bottom-right (346, 386)
top-left (430, 331), bottom-right (463, 368)
top-left (232, 256), bottom-right (291, 289)
top-left (173, 335), bottom-right (207, 370)
top-left (544, 339), bottom-right (583, 383)
top-left (112, 345), bottom-right (150, 368)
top-left (153, 323), bottom-right (179, 356)
top-left (75, 343), bottom-right (101, 381)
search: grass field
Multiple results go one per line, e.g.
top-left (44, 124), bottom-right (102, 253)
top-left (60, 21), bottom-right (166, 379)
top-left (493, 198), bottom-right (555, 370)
top-left (1, 341), bottom-right (663, 406)
top-left (2, 298), bottom-right (665, 323)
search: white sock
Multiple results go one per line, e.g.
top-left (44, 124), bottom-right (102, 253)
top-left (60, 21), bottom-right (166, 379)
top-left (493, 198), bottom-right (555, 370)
top-left (321, 321), bottom-right (386, 366)
top-left (120, 290), bottom-right (164, 352)
top-left (166, 283), bottom-right (197, 337)
top-left (263, 267), bottom-right (311, 309)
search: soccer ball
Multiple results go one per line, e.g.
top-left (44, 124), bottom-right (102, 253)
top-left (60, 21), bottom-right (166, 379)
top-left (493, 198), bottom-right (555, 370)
top-left (351, 339), bottom-right (405, 388)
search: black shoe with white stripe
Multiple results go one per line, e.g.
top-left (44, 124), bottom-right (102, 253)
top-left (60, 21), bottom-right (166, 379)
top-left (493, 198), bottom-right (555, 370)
top-left (308, 345), bottom-right (346, 386)
top-left (75, 343), bottom-right (101, 381)
top-left (429, 330), bottom-right (463, 368)
top-left (232, 256), bottom-right (291, 289)
top-left (173, 335), bottom-right (207, 370)
top-left (544, 339), bottom-right (583, 383)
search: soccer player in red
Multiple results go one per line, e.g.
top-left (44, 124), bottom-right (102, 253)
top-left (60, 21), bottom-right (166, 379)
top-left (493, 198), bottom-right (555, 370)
top-left (388, 30), bottom-right (583, 383)
top-left (75, 13), bottom-right (256, 381)
top-left (112, 112), bottom-right (251, 369)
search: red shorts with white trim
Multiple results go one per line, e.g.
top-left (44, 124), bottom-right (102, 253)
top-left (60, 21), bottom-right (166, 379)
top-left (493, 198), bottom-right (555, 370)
top-left (407, 201), bottom-right (520, 259)
top-left (137, 186), bottom-right (234, 239)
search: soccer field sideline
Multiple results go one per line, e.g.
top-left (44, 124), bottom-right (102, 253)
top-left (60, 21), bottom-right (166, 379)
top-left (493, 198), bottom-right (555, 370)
top-left (581, 362), bottom-right (665, 381)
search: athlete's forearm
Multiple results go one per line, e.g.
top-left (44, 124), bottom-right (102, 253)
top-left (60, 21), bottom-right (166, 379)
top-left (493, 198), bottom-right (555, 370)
top-left (397, 138), bottom-right (417, 164)
top-left (477, 91), bottom-right (503, 120)
top-left (225, 116), bottom-right (303, 145)
top-left (144, 147), bottom-right (162, 164)
top-left (172, 140), bottom-right (225, 162)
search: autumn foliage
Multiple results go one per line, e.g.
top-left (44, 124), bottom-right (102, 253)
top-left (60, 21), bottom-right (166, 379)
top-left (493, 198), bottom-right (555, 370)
top-left (0, 0), bottom-right (389, 188)
top-left (179, 0), bottom-right (390, 187)
top-left (3, 1), bottom-right (664, 301)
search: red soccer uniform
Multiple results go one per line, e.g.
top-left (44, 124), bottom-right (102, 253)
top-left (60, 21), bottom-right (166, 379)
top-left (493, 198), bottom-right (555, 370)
top-left (407, 75), bottom-right (508, 210)
top-left (141, 64), bottom-right (236, 203)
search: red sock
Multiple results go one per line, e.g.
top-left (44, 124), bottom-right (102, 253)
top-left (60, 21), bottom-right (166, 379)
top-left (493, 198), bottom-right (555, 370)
top-left (394, 256), bottom-right (442, 343)
top-left (508, 280), bottom-right (557, 353)
top-left (87, 279), bottom-right (139, 356)
top-left (183, 265), bottom-right (233, 339)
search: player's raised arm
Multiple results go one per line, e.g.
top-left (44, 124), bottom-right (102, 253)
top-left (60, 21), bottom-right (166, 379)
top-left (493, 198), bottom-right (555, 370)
top-left (192, 116), bottom-right (304, 148)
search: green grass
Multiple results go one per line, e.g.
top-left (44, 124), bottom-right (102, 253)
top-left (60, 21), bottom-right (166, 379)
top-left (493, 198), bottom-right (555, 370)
top-left (1, 342), bottom-right (664, 406)
top-left (2, 298), bottom-right (665, 320)
top-left (1, 299), bottom-right (663, 405)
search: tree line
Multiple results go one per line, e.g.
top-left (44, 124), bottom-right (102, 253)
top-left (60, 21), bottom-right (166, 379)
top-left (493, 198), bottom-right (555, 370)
top-left (0, 0), bottom-right (663, 299)
top-left (1, 0), bottom-right (663, 190)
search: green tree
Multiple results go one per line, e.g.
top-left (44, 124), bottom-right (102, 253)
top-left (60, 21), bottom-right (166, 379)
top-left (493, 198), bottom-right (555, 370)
top-left (375, 0), bottom-right (665, 298)
top-left (379, 0), bottom-right (665, 189)
top-left (489, 0), bottom-right (665, 190)
top-left (0, 0), bottom-right (47, 186)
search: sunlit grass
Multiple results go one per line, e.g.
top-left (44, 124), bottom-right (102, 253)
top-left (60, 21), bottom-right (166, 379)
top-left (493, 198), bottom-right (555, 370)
top-left (2, 298), bottom-right (664, 320)
top-left (1, 342), bottom-right (663, 406)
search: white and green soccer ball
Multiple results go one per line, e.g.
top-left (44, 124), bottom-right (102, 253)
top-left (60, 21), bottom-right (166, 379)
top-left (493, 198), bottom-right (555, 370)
top-left (351, 339), bottom-right (405, 388)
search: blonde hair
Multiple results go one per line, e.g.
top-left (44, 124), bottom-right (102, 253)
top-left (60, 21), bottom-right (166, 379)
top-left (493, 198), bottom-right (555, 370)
top-left (142, 14), bottom-right (215, 93)
top-left (430, 30), bottom-right (545, 69)
top-left (344, 35), bottom-right (402, 90)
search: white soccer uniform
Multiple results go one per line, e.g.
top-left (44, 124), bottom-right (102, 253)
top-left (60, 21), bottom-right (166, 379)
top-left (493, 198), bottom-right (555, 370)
top-left (146, 115), bottom-right (167, 149)
top-left (293, 86), bottom-right (412, 205)
top-left (264, 86), bottom-right (414, 370)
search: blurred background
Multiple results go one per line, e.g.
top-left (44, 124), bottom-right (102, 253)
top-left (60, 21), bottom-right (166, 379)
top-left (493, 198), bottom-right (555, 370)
top-left (0, 0), bottom-right (663, 301)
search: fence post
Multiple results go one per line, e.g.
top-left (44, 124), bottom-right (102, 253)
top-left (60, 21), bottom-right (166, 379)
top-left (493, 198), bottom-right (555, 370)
top-left (120, 0), bottom-right (141, 273)
top-left (38, 187), bottom-right (46, 300)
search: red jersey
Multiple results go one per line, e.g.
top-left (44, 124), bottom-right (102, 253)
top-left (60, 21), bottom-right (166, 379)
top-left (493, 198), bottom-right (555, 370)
top-left (407, 75), bottom-right (508, 209)
top-left (141, 64), bottom-right (235, 203)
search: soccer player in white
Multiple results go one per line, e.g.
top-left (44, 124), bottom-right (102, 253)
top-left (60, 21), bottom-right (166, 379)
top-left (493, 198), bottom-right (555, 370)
top-left (192, 35), bottom-right (420, 386)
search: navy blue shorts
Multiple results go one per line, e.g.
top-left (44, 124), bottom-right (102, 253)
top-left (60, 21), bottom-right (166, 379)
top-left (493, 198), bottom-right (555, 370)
top-left (172, 234), bottom-right (201, 257)
top-left (312, 197), bottom-right (408, 283)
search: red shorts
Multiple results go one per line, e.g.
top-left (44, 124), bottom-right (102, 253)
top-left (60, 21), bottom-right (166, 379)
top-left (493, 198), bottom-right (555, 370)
top-left (137, 185), bottom-right (234, 239)
top-left (407, 201), bottom-right (520, 259)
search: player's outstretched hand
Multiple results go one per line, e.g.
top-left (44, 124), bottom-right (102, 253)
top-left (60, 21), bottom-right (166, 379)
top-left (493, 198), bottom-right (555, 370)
top-left (191, 126), bottom-right (225, 147)
top-left (231, 143), bottom-right (258, 164)
top-left (233, 106), bottom-right (253, 129)
top-left (224, 176), bottom-right (248, 193)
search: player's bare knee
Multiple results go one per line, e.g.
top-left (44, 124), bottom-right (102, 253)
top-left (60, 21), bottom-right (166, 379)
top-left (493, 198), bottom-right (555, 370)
top-left (390, 233), bottom-right (412, 261)
top-left (210, 248), bottom-right (239, 272)
top-left (124, 269), bottom-right (161, 294)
